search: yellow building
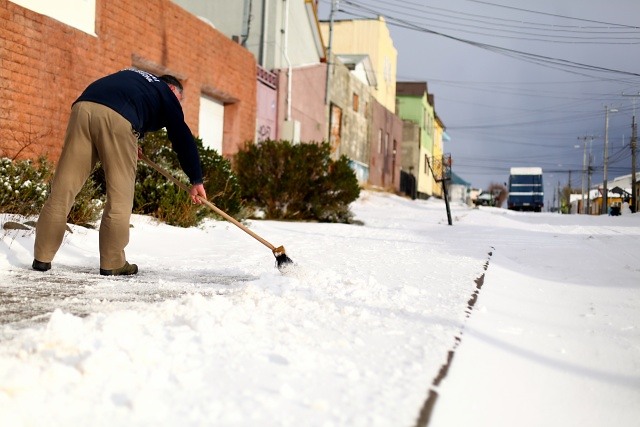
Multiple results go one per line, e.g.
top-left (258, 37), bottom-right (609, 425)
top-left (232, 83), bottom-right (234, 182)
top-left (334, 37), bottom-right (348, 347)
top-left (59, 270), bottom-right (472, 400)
top-left (432, 114), bottom-right (446, 198)
top-left (320, 16), bottom-right (397, 112)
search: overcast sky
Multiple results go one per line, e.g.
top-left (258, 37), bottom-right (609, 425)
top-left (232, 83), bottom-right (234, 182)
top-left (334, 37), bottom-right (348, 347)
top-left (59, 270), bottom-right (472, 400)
top-left (318, 0), bottom-right (640, 206)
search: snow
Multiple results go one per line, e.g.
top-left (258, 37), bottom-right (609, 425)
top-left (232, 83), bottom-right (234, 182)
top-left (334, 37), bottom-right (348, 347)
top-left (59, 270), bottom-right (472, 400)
top-left (1, 190), bottom-right (639, 427)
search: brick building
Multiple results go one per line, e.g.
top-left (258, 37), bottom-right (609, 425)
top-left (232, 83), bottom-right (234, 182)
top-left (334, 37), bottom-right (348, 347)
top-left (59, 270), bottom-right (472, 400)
top-left (0, 0), bottom-right (257, 162)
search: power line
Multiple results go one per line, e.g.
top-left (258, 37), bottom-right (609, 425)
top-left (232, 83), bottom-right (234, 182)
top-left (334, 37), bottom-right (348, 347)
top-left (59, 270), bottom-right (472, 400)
top-left (465, 0), bottom-right (640, 29)
top-left (385, 0), bottom-right (638, 29)
top-left (337, 1), bottom-right (640, 79)
top-left (350, 0), bottom-right (640, 44)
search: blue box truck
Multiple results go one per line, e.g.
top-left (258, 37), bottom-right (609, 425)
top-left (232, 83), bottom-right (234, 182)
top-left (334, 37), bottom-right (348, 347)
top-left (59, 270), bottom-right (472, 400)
top-left (507, 167), bottom-right (544, 212)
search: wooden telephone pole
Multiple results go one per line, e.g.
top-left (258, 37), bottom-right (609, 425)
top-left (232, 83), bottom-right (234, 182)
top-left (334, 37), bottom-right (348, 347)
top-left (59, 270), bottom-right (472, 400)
top-left (622, 93), bottom-right (639, 213)
top-left (427, 154), bottom-right (453, 225)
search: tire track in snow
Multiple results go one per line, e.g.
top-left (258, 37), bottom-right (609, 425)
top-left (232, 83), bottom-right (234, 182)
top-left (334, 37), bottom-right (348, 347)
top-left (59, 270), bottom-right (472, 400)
top-left (414, 248), bottom-right (494, 427)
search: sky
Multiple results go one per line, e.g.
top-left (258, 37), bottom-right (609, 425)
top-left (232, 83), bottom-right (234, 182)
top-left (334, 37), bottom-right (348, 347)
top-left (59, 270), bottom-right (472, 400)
top-left (1, 191), bottom-right (639, 426)
top-left (317, 0), bottom-right (640, 206)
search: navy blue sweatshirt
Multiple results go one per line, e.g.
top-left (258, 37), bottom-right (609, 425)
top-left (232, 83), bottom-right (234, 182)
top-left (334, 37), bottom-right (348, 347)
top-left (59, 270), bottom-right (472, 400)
top-left (75, 69), bottom-right (203, 184)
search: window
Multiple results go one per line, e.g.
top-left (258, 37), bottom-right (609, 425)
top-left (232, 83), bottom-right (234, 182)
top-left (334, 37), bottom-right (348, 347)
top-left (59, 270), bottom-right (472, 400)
top-left (10, 0), bottom-right (96, 35)
top-left (353, 93), bottom-right (359, 112)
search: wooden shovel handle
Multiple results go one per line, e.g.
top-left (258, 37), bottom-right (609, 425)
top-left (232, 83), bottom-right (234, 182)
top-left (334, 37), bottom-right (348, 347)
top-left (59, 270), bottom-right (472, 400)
top-left (138, 151), bottom-right (278, 252)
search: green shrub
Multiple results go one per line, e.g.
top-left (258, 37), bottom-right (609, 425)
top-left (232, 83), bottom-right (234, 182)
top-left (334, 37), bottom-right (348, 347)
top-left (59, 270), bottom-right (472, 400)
top-left (198, 144), bottom-right (243, 218)
top-left (133, 169), bottom-right (196, 227)
top-left (312, 155), bottom-right (362, 222)
top-left (134, 130), bottom-right (243, 227)
top-left (0, 156), bottom-right (103, 225)
top-left (67, 172), bottom-right (104, 226)
top-left (234, 140), bottom-right (360, 222)
top-left (0, 157), bottom-right (52, 216)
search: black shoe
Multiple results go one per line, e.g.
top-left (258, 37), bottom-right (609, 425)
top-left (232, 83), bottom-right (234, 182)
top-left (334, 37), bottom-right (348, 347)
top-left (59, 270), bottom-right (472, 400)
top-left (32, 259), bottom-right (51, 272)
top-left (100, 261), bottom-right (138, 276)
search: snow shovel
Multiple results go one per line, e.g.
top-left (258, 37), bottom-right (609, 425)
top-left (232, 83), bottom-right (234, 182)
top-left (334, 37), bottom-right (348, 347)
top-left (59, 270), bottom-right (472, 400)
top-left (138, 151), bottom-right (294, 271)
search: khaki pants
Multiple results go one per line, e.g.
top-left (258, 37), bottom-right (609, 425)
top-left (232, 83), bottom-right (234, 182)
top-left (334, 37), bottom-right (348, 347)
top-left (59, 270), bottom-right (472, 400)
top-left (34, 102), bottom-right (138, 269)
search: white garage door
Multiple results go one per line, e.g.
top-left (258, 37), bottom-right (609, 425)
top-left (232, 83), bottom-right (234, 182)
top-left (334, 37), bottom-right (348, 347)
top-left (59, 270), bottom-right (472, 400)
top-left (198, 95), bottom-right (224, 153)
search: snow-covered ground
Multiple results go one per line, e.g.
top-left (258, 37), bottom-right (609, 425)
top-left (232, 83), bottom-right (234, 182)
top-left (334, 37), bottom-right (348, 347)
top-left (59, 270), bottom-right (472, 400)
top-left (1, 190), bottom-right (639, 427)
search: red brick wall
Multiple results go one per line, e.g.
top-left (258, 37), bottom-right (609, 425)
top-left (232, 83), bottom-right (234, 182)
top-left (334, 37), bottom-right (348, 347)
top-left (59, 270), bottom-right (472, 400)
top-left (0, 0), bottom-right (256, 161)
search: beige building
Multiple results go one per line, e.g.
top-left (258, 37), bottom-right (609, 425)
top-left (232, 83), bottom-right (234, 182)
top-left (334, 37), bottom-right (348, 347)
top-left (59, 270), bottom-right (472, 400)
top-left (320, 16), bottom-right (397, 112)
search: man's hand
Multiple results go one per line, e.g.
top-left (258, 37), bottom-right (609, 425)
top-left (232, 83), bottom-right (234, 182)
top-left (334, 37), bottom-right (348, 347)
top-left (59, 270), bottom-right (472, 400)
top-left (190, 183), bottom-right (207, 204)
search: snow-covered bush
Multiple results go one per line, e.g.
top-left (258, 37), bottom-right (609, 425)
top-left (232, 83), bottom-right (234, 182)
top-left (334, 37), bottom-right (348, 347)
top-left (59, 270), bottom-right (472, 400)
top-left (0, 157), bottom-right (103, 226)
top-left (0, 157), bottom-right (51, 216)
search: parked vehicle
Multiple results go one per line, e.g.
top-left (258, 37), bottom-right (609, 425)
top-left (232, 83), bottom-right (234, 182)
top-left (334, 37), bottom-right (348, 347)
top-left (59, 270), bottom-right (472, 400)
top-left (474, 192), bottom-right (495, 207)
top-left (507, 167), bottom-right (544, 212)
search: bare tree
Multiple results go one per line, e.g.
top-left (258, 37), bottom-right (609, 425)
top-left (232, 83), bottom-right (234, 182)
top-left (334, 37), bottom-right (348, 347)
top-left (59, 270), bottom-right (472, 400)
top-left (2, 119), bottom-right (52, 161)
top-left (488, 182), bottom-right (508, 207)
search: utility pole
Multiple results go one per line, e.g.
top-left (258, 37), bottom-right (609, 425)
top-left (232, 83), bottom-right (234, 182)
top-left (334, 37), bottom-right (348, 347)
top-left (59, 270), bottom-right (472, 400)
top-left (324, 0), bottom-right (337, 106)
top-left (578, 135), bottom-right (595, 214)
top-left (602, 105), bottom-right (618, 215)
top-left (622, 93), bottom-right (639, 213)
top-left (578, 136), bottom-right (587, 213)
top-left (426, 154), bottom-right (453, 225)
top-left (632, 115), bottom-right (638, 213)
top-left (567, 170), bottom-right (572, 213)
top-left (587, 147), bottom-right (593, 214)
